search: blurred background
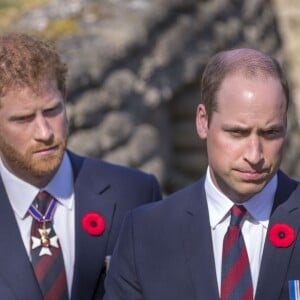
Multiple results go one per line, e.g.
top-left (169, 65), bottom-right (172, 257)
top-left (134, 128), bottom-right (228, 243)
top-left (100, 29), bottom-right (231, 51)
top-left (1, 0), bottom-right (300, 195)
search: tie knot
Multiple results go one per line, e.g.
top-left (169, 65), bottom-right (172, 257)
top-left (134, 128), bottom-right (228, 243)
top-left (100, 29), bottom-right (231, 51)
top-left (35, 191), bottom-right (53, 215)
top-left (229, 205), bottom-right (246, 227)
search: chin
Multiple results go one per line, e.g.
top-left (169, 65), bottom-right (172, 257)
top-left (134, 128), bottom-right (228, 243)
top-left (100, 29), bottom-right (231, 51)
top-left (30, 155), bottom-right (63, 178)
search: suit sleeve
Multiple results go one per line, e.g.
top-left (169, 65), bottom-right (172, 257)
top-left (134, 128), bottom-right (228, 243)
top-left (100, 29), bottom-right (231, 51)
top-left (103, 211), bottom-right (143, 300)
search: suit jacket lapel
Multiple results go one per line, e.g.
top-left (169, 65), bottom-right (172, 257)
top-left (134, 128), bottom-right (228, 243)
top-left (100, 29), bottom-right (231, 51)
top-left (255, 172), bottom-right (299, 300)
top-left (181, 179), bottom-right (220, 300)
top-left (0, 178), bottom-right (42, 299)
top-left (69, 154), bottom-right (116, 300)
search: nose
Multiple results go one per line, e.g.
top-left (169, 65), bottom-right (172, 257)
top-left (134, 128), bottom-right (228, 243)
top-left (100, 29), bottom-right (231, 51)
top-left (34, 115), bottom-right (54, 142)
top-left (244, 136), bottom-right (264, 165)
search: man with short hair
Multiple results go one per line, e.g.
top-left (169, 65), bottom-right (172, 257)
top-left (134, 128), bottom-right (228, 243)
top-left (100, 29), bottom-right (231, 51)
top-left (0, 32), bottom-right (162, 300)
top-left (104, 48), bottom-right (300, 300)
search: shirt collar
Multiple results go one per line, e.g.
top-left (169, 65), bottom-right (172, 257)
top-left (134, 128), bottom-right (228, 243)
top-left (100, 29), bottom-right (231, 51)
top-left (0, 152), bottom-right (74, 219)
top-left (205, 167), bottom-right (276, 229)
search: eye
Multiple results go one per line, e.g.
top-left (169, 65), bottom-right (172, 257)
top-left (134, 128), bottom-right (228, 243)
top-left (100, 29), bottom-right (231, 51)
top-left (231, 130), bottom-right (243, 136)
top-left (262, 129), bottom-right (283, 139)
top-left (225, 129), bottom-right (248, 137)
top-left (11, 114), bottom-right (34, 123)
top-left (43, 103), bottom-right (63, 117)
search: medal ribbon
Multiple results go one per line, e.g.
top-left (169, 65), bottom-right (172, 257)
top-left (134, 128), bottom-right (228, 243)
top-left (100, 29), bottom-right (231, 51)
top-left (29, 197), bottom-right (57, 222)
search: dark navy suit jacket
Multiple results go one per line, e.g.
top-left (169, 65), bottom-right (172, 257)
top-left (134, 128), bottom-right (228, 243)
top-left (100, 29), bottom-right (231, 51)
top-left (0, 151), bottom-right (162, 299)
top-left (104, 171), bottom-right (300, 300)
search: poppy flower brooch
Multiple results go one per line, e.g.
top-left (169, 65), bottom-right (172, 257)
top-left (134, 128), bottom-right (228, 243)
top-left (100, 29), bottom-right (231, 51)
top-left (82, 212), bottom-right (106, 236)
top-left (269, 224), bottom-right (295, 248)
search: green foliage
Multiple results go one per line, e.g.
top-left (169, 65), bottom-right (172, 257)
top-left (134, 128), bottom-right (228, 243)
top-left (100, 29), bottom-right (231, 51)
top-left (0, 0), bottom-right (46, 10)
top-left (0, 0), bottom-right (47, 31)
top-left (0, 0), bottom-right (79, 41)
top-left (0, 0), bottom-right (21, 9)
top-left (32, 18), bottom-right (79, 41)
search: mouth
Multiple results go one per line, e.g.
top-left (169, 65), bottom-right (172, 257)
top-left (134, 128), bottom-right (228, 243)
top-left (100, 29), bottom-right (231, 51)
top-left (33, 145), bottom-right (59, 156)
top-left (236, 169), bottom-right (269, 181)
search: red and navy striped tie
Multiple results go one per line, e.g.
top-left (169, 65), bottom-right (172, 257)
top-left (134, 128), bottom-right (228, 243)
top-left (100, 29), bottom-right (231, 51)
top-left (221, 205), bottom-right (253, 300)
top-left (30, 191), bottom-right (69, 300)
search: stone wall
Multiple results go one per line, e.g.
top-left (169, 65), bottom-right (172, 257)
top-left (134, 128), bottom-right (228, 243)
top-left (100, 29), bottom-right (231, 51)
top-left (272, 0), bottom-right (300, 180)
top-left (7, 0), bottom-right (300, 194)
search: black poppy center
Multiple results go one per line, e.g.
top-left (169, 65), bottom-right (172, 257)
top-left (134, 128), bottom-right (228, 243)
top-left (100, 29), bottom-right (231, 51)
top-left (90, 220), bottom-right (98, 227)
top-left (278, 231), bottom-right (286, 239)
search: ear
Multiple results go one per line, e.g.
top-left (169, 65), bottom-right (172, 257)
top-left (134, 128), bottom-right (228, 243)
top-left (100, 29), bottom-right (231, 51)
top-left (196, 104), bottom-right (208, 139)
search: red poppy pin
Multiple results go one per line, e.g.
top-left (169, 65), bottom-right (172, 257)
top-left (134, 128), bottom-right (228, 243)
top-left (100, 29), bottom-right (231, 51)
top-left (82, 212), bottom-right (106, 236)
top-left (269, 224), bottom-right (295, 248)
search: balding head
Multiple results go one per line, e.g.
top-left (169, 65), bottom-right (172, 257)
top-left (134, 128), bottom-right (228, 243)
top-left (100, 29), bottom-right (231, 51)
top-left (200, 48), bottom-right (289, 125)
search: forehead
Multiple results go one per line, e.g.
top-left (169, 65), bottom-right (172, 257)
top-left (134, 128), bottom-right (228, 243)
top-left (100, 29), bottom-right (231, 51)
top-left (218, 73), bottom-right (285, 107)
top-left (0, 81), bottom-right (63, 110)
top-left (213, 73), bottom-right (286, 124)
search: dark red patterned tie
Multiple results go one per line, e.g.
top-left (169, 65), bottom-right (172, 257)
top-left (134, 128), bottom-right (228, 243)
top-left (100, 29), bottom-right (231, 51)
top-left (221, 205), bottom-right (253, 300)
top-left (30, 191), bottom-right (69, 300)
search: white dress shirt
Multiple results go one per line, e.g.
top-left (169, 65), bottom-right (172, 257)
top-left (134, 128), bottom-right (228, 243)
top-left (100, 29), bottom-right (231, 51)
top-left (205, 167), bottom-right (276, 297)
top-left (0, 152), bottom-right (75, 295)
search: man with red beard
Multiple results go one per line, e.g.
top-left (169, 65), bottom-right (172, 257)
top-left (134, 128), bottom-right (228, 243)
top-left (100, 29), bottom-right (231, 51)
top-left (0, 32), bottom-right (161, 300)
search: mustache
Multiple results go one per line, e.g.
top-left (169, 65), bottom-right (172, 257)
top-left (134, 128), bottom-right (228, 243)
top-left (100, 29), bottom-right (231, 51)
top-left (30, 141), bottom-right (65, 153)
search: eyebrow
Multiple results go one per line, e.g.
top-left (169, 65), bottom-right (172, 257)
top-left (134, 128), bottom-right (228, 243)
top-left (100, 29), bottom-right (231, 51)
top-left (7, 100), bottom-right (63, 120)
top-left (8, 111), bottom-right (34, 120)
top-left (222, 122), bottom-right (286, 132)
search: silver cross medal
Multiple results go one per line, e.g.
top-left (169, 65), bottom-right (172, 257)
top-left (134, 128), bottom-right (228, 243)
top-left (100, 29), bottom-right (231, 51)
top-left (32, 221), bottom-right (59, 256)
